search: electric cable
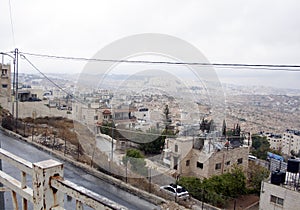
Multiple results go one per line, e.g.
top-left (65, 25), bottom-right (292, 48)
top-left (19, 51), bottom-right (300, 72)
top-left (8, 0), bottom-right (16, 47)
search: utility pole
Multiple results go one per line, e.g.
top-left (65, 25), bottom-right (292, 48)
top-left (12, 50), bottom-right (16, 118)
top-left (0, 140), bottom-right (5, 209)
top-left (15, 48), bottom-right (19, 131)
top-left (111, 121), bottom-right (114, 165)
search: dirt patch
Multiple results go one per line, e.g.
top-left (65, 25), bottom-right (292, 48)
top-left (226, 194), bottom-right (259, 210)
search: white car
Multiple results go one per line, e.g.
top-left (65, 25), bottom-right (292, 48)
top-left (248, 155), bottom-right (257, 161)
top-left (160, 184), bottom-right (189, 199)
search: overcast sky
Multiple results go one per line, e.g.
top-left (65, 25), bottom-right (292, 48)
top-left (1, 0), bottom-right (300, 89)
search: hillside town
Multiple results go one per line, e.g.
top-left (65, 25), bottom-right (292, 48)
top-left (1, 62), bottom-right (300, 209)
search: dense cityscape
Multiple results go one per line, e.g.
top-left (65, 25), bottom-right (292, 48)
top-left (1, 1), bottom-right (300, 209)
top-left (0, 65), bottom-right (299, 209)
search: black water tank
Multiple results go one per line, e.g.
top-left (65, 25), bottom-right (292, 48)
top-left (287, 159), bottom-right (300, 173)
top-left (280, 171), bottom-right (286, 184)
top-left (271, 171), bottom-right (282, 185)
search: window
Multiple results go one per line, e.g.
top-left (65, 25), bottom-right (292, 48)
top-left (2, 84), bottom-right (7, 88)
top-left (175, 145), bottom-right (178, 152)
top-left (226, 161), bottom-right (230, 166)
top-left (215, 163), bottom-right (221, 170)
top-left (237, 158), bottom-right (243, 164)
top-left (270, 195), bottom-right (284, 206)
top-left (197, 162), bottom-right (203, 169)
top-left (94, 116), bottom-right (98, 120)
top-left (165, 186), bottom-right (176, 193)
top-left (277, 198), bottom-right (284, 206)
top-left (1, 69), bottom-right (7, 75)
top-left (186, 160), bottom-right (190, 166)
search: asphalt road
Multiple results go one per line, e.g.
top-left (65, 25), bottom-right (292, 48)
top-left (0, 130), bottom-right (159, 210)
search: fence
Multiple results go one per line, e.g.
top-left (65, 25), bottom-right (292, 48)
top-left (0, 148), bottom-right (127, 210)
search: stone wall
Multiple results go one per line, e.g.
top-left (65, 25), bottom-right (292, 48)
top-left (181, 146), bottom-right (249, 178)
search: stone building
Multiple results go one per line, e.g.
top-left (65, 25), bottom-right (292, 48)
top-left (282, 129), bottom-right (300, 155)
top-left (183, 146), bottom-right (248, 178)
top-left (162, 135), bottom-right (249, 178)
top-left (259, 172), bottom-right (300, 210)
top-left (0, 63), bottom-right (11, 100)
top-left (260, 132), bottom-right (283, 151)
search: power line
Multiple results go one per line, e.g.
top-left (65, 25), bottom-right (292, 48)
top-left (215, 66), bottom-right (300, 72)
top-left (20, 54), bottom-right (100, 107)
top-left (8, 0), bottom-right (16, 47)
top-left (19, 51), bottom-right (300, 71)
top-left (17, 53), bottom-right (256, 141)
top-left (20, 54), bottom-right (74, 98)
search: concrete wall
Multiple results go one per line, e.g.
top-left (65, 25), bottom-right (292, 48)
top-left (259, 181), bottom-right (300, 210)
top-left (282, 131), bottom-right (300, 155)
top-left (164, 137), bottom-right (194, 171)
top-left (183, 146), bottom-right (249, 178)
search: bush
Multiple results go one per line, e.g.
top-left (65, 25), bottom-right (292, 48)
top-left (178, 165), bottom-right (247, 208)
top-left (123, 149), bottom-right (148, 176)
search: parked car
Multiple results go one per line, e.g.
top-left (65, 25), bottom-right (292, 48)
top-left (160, 184), bottom-right (189, 199)
top-left (248, 155), bottom-right (257, 161)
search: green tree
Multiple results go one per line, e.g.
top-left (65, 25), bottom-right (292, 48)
top-left (251, 135), bottom-right (270, 159)
top-left (222, 119), bottom-right (227, 137)
top-left (163, 104), bottom-right (171, 130)
top-left (178, 165), bottom-right (246, 208)
top-left (100, 121), bottom-right (115, 136)
top-left (247, 161), bottom-right (269, 194)
top-left (123, 149), bottom-right (147, 176)
top-left (200, 118), bottom-right (215, 133)
top-left (138, 129), bottom-right (165, 154)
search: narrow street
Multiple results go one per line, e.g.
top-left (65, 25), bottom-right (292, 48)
top-left (0, 130), bottom-right (159, 210)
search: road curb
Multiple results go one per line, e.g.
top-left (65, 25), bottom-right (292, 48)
top-left (0, 126), bottom-right (167, 206)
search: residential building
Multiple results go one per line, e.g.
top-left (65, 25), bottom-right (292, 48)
top-left (259, 180), bottom-right (299, 210)
top-left (260, 132), bottom-right (283, 151)
top-left (282, 129), bottom-right (300, 155)
top-left (186, 145), bottom-right (248, 178)
top-left (163, 136), bottom-right (194, 171)
top-left (0, 63), bottom-right (11, 100)
top-left (259, 159), bottom-right (300, 210)
top-left (73, 102), bottom-right (98, 131)
top-left (162, 134), bottom-right (249, 178)
top-left (268, 134), bottom-right (282, 151)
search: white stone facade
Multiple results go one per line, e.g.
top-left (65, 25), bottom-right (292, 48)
top-left (282, 130), bottom-right (300, 155)
top-left (259, 181), bottom-right (300, 210)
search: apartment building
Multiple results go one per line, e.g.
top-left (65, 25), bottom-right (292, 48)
top-left (0, 63), bottom-right (11, 100)
top-left (260, 132), bottom-right (283, 151)
top-left (259, 159), bottom-right (300, 210)
top-left (260, 180), bottom-right (300, 210)
top-left (162, 135), bottom-right (249, 179)
top-left (282, 129), bottom-right (300, 155)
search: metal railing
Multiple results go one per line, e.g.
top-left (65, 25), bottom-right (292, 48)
top-left (0, 148), bottom-right (127, 210)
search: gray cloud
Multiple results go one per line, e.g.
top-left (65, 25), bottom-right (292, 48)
top-left (0, 0), bottom-right (299, 89)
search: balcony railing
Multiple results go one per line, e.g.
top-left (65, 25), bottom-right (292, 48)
top-left (0, 148), bottom-right (127, 210)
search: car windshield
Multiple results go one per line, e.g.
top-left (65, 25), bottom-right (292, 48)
top-left (165, 186), bottom-right (176, 193)
top-left (176, 187), bottom-right (187, 193)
